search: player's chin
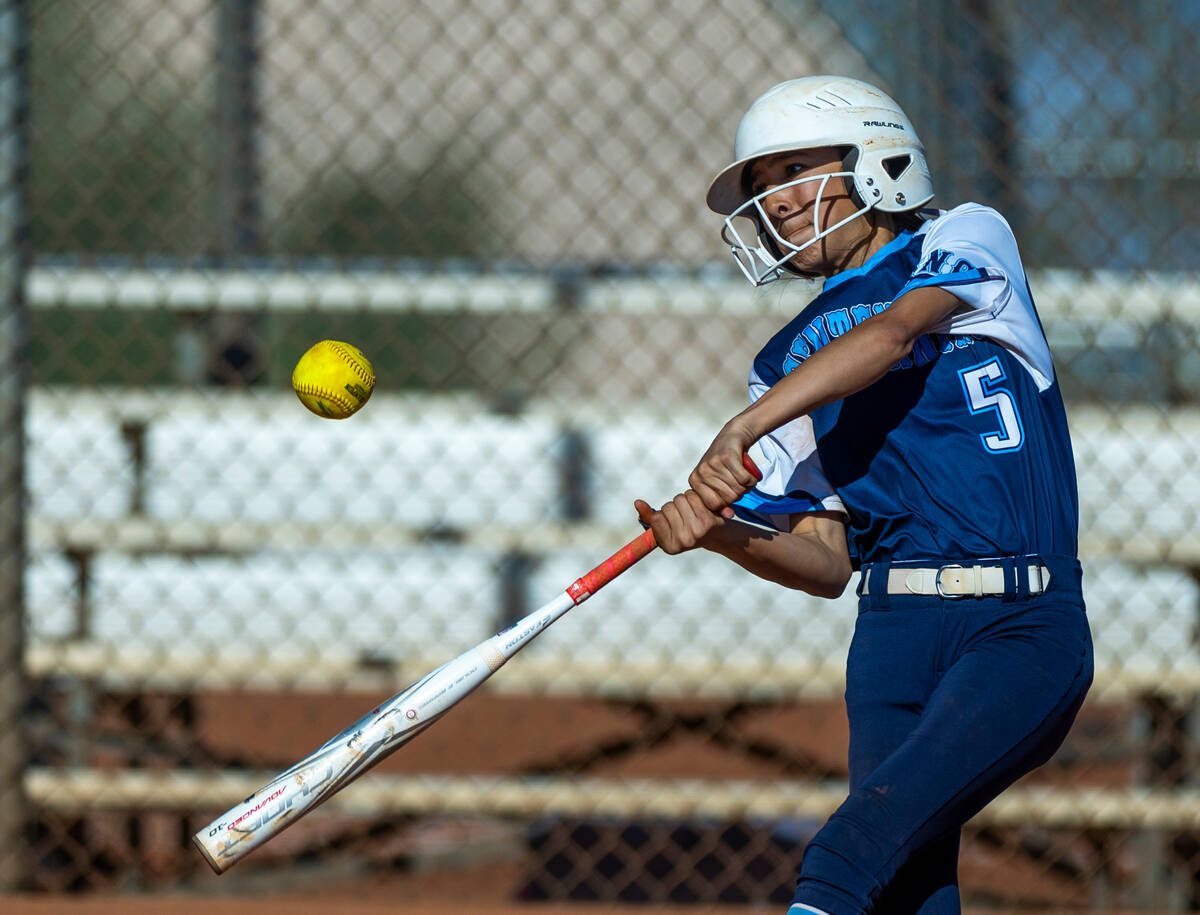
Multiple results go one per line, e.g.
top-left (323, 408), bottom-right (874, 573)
top-left (785, 249), bottom-right (823, 276)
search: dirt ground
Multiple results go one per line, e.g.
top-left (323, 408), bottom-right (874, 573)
top-left (0, 901), bottom-right (1161, 915)
top-left (4, 902), bottom-right (750, 915)
top-left (0, 900), bottom-right (1163, 915)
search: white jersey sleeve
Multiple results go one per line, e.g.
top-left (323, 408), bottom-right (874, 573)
top-left (732, 367), bottom-right (846, 532)
top-left (900, 203), bottom-right (1056, 391)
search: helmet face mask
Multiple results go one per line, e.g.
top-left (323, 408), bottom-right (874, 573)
top-left (721, 169), bottom-right (874, 285)
top-left (708, 76), bottom-right (934, 286)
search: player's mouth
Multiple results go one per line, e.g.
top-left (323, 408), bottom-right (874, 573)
top-left (775, 215), bottom-right (813, 246)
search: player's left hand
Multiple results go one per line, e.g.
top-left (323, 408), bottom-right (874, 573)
top-left (689, 419), bottom-right (760, 516)
top-left (634, 492), bottom-right (726, 555)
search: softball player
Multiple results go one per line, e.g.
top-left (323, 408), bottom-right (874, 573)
top-left (636, 76), bottom-right (1092, 914)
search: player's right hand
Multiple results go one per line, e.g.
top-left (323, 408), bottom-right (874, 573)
top-left (634, 492), bottom-right (725, 555)
top-left (689, 419), bottom-right (760, 515)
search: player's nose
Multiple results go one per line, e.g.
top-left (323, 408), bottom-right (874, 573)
top-left (761, 186), bottom-right (794, 219)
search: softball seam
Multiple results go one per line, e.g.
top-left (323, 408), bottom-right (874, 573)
top-left (326, 341), bottom-right (375, 388)
top-left (292, 382), bottom-right (356, 413)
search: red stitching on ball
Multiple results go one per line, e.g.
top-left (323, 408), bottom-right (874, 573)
top-left (326, 341), bottom-right (374, 386)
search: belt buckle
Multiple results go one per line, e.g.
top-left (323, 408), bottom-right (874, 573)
top-left (1030, 562), bottom-right (1050, 594)
top-left (935, 563), bottom-right (968, 599)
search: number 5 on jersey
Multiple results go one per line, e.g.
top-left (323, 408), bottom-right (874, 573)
top-left (959, 357), bottom-right (1024, 453)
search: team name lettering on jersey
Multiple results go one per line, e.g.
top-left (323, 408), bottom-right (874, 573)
top-left (784, 302), bottom-right (889, 372)
top-left (782, 300), bottom-right (974, 374)
top-left (913, 248), bottom-right (976, 278)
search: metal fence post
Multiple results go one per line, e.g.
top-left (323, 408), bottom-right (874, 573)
top-left (0, 0), bottom-right (27, 892)
top-left (201, 0), bottom-right (265, 387)
top-left (215, 0), bottom-right (261, 256)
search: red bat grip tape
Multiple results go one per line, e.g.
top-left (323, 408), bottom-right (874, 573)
top-left (567, 528), bottom-right (656, 603)
top-left (566, 454), bottom-right (761, 604)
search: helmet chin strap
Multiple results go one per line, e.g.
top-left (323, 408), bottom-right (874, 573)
top-left (840, 146), bottom-right (865, 208)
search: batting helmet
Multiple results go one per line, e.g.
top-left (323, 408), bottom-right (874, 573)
top-left (707, 76), bottom-right (934, 285)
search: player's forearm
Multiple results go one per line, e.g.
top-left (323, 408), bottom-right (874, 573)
top-left (702, 520), bottom-right (851, 598)
top-left (737, 316), bottom-right (914, 440)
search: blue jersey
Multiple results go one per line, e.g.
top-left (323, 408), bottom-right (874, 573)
top-left (734, 203), bottom-right (1078, 566)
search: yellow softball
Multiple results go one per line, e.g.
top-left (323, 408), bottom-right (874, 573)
top-left (291, 340), bottom-right (376, 419)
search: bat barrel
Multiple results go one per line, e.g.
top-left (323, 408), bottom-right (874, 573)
top-left (192, 649), bottom-right (492, 872)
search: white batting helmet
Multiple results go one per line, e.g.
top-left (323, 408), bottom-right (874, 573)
top-left (707, 76), bottom-right (934, 285)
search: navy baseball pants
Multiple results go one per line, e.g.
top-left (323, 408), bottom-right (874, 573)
top-left (792, 555), bottom-right (1093, 915)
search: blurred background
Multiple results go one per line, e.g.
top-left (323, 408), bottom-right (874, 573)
top-left (1, 0), bottom-right (1199, 911)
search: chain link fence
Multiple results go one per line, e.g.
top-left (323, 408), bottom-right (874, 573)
top-left (4, 0), bottom-right (1200, 909)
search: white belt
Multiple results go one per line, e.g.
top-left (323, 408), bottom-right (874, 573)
top-left (861, 563), bottom-right (1051, 598)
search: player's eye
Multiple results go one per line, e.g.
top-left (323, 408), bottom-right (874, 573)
top-left (749, 158), bottom-right (809, 196)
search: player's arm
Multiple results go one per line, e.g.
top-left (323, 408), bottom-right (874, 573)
top-left (690, 284), bottom-right (964, 510)
top-left (634, 494), bottom-right (851, 598)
